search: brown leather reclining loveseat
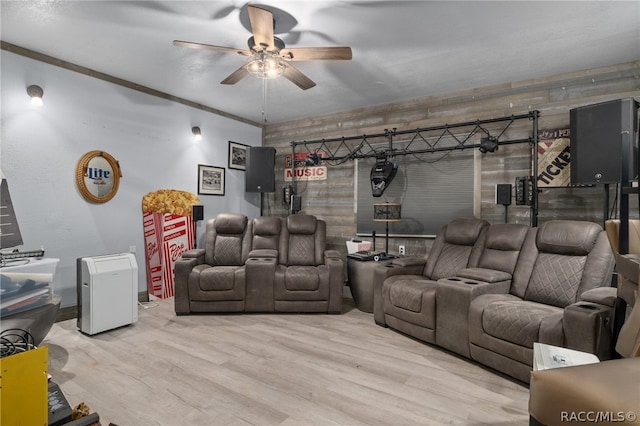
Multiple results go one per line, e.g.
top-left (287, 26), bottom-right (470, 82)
top-left (373, 218), bottom-right (616, 383)
top-left (174, 213), bottom-right (344, 315)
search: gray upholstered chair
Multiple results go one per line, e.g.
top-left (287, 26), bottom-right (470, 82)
top-left (372, 217), bottom-right (489, 343)
top-left (435, 223), bottom-right (533, 357)
top-left (174, 213), bottom-right (252, 314)
top-left (469, 220), bottom-right (615, 383)
top-left (273, 214), bottom-right (344, 313)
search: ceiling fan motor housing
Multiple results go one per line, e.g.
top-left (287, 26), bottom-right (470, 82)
top-left (248, 36), bottom-right (285, 53)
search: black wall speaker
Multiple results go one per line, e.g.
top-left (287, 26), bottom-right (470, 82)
top-left (245, 147), bottom-right (276, 192)
top-left (496, 184), bottom-right (512, 206)
top-left (290, 195), bottom-right (302, 213)
top-left (570, 98), bottom-right (639, 185)
top-left (192, 205), bottom-right (204, 221)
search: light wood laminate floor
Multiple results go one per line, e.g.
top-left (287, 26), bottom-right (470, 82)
top-left (45, 297), bottom-right (529, 426)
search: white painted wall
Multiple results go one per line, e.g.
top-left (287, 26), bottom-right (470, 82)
top-left (1, 51), bottom-right (262, 308)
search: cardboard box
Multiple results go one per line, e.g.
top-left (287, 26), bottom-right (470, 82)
top-left (346, 240), bottom-right (372, 254)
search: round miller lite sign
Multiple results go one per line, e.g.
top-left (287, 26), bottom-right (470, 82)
top-left (75, 150), bottom-right (122, 203)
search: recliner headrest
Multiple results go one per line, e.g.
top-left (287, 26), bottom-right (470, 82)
top-left (444, 218), bottom-right (487, 245)
top-left (287, 214), bottom-right (317, 235)
top-left (253, 216), bottom-right (281, 235)
top-left (214, 213), bottom-right (248, 234)
top-left (537, 220), bottom-right (602, 256)
top-left (485, 223), bottom-right (529, 251)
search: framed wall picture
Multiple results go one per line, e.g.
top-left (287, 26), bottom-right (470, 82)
top-left (228, 141), bottom-right (249, 171)
top-left (198, 164), bottom-right (225, 196)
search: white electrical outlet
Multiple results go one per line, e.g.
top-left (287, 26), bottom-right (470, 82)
top-left (399, 245), bottom-right (405, 255)
top-left (129, 245), bottom-right (136, 254)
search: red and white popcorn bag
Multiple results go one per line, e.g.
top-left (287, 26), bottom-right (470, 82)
top-left (142, 189), bottom-right (199, 299)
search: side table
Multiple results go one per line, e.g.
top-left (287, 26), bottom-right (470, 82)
top-left (347, 258), bottom-right (393, 313)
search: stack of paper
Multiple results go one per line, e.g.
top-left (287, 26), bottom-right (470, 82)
top-left (533, 342), bottom-right (600, 371)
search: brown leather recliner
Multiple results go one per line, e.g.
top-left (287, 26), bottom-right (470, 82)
top-left (274, 214), bottom-right (344, 313)
top-left (372, 218), bottom-right (489, 343)
top-left (174, 213), bottom-right (252, 314)
top-left (469, 220), bottom-right (615, 383)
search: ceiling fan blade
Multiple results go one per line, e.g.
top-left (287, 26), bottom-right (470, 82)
top-left (283, 63), bottom-right (316, 90)
top-left (247, 5), bottom-right (275, 51)
top-left (280, 47), bottom-right (353, 61)
top-left (173, 40), bottom-right (251, 56)
top-left (220, 66), bottom-right (250, 85)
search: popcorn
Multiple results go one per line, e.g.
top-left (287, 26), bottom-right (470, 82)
top-left (142, 189), bottom-right (200, 216)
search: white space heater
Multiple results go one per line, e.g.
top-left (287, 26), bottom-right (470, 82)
top-left (77, 253), bottom-right (138, 335)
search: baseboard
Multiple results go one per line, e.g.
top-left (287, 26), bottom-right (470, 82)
top-left (55, 305), bottom-right (77, 322)
top-left (55, 291), bottom-right (149, 322)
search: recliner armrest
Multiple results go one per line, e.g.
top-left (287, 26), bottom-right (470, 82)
top-left (245, 257), bottom-right (277, 312)
top-left (324, 250), bottom-right (344, 314)
top-left (174, 255), bottom-right (204, 315)
top-left (435, 277), bottom-right (511, 357)
top-left (455, 267), bottom-right (512, 284)
top-left (324, 249), bottom-right (342, 261)
top-left (249, 249), bottom-right (278, 259)
top-left (563, 301), bottom-right (614, 360)
top-left (579, 287), bottom-right (617, 307)
top-left (389, 256), bottom-right (428, 268)
top-left (180, 248), bottom-right (205, 261)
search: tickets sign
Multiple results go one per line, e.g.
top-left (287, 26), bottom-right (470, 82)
top-left (537, 128), bottom-right (571, 188)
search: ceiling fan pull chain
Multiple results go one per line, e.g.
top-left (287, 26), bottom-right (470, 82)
top-left (262, 79), bottom-right (268, 123)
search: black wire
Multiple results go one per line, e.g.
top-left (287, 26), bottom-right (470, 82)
top-left (0, 328), bottom-right (36, 358)
top-left (609, 183), bottom-right (619, 219)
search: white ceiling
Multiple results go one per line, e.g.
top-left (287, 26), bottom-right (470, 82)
top-left (2, 1), bottom-right (639, 125)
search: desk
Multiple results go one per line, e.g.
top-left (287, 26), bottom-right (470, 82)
top-left (347, 258), bottom-right (392, 313)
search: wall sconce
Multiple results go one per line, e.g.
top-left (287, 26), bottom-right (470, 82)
top-left (27, 85), bottom-right (44, 107)
top-left (192, 126), bottom-right (202, 141)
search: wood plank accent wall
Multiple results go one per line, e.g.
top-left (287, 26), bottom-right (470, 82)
top-left (263, 61), bottom-right (640, 257)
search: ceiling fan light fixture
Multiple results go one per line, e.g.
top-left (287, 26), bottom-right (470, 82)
top-left (246, 52), bottom-right (285, 80)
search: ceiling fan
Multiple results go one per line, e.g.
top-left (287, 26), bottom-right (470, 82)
top-left (173, 5), bottom-right (352, 90)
